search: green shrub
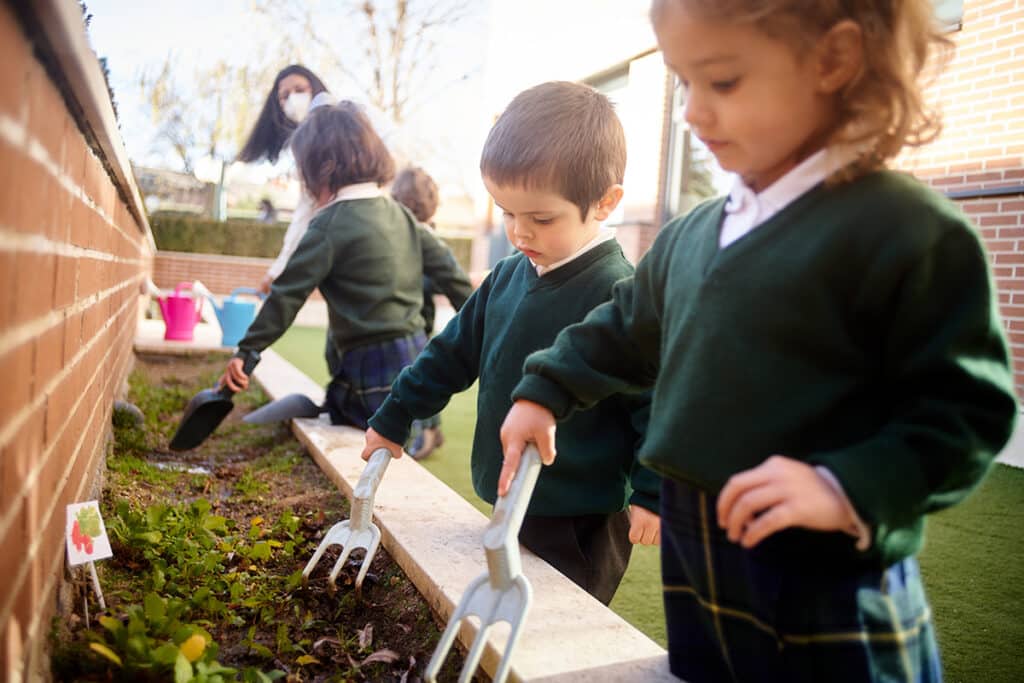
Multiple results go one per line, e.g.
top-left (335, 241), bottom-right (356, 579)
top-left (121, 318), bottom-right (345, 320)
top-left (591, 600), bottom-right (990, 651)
top-left (150, 215), bottom-right (287, 258)
top-left (152, 215), bottom-right (476, 272)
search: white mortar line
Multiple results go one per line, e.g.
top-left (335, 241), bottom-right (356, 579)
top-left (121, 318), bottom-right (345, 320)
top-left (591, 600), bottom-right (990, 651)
top-left (0, 227), bottom-right (147, 263)
top-left (0, 113), bottom-right (144, 249)
top-left (0, 275), bottom-right (143, 360)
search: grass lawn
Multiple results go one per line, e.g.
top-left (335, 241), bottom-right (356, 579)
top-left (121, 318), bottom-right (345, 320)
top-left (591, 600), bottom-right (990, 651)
top-left (274, 326), bottom-right (1022, 678)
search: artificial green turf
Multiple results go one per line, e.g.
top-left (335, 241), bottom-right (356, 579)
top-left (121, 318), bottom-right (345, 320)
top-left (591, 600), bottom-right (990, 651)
top-left (918, 463), bottom-right (1024, 683)
top-left (271, 325), bottom-right (331, 385)
top-left (274, 325), bottom-right (1023, 674)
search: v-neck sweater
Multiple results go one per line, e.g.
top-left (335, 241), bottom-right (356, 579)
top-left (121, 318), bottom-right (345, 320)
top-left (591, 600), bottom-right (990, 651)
top-left (237, 197), bottom-right (473, 358)
top-left (369, 240), bottom-right (661, 516)
top-left (513, 170), bottom-right (1017, 567)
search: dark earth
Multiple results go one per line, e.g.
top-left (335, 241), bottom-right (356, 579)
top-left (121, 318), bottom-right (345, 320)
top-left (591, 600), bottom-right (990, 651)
top-left (50, 352), bottom-right (481, 682)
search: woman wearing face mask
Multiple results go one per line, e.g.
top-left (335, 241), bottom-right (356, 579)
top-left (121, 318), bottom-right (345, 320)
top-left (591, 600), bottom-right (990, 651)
top-left (238, 64), bottom-right (334, 294)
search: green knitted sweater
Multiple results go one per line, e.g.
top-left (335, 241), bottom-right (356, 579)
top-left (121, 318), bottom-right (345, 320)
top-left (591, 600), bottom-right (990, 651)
top-left (370, 240), bottom-right (661, 516)
top-left (514, 171), bottom-right (1017, 566)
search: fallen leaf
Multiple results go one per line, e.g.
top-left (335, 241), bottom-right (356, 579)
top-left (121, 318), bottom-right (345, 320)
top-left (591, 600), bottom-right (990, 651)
top-left (361, 649), bottom-right (400, 666)
top-left (358, 623), bottom-right (373, 649)
top-left (313, 637), bottom-right (342, 652)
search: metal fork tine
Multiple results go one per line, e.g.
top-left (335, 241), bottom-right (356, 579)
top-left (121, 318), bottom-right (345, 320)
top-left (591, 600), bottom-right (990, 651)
top-left (426, 446), bottom-right (543, 683)
top-left (301, 449), bottom-right (392, 591)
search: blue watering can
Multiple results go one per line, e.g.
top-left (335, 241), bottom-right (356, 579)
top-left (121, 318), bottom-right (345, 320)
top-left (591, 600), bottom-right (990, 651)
top-left (208, 287), bottom-right (266, 347)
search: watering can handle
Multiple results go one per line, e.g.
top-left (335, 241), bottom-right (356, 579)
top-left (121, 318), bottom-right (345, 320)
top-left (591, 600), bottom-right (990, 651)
top-left (229, 287), bottom-right (267, 300)
top-left (173, 281), bottom-right (194, 296)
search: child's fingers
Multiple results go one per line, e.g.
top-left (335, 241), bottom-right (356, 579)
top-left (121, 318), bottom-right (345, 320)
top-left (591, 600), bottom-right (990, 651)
top-left (721, 484), bottom-right (784, 543)
top-left (497, 445), bottom-right (522, 497)
top-left (738, 504), bottom-right (795, 548)
top-left (716, 468), bottom-right (767, 527)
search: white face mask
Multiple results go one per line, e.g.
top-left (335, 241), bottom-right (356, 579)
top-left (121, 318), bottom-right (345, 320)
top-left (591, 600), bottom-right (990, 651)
top-left (283, 91), bottom-right (312, 123)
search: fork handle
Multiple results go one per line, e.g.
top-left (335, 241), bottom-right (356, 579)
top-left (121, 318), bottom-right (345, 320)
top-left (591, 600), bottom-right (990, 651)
top-left (351, 448), bottom-right (392, 530)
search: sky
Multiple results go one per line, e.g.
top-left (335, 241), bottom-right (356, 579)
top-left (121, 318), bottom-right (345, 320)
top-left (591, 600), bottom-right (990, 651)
top-left (82, 0), bottom-right (493, 197)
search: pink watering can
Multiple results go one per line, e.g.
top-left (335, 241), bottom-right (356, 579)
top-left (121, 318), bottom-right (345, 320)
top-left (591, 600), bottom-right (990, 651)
top-left (158, 282), bottom-right (203, 341)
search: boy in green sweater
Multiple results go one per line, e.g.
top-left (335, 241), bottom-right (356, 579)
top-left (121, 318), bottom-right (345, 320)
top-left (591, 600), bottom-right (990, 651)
top-left (362, 81), bottom-right (661, 605)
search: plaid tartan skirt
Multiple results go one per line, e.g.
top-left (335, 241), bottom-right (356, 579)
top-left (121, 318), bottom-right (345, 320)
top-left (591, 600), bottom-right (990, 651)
top-left (661, 478), bottom-right (942, 683)
top-left (323, 332), bottom-right (427, 430)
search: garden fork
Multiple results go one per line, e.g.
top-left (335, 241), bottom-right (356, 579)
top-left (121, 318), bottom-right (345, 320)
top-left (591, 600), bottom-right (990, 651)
top-left (301, 448), bottom-right (392, 593)
top-left (425, 446), bottom-right (542, 683)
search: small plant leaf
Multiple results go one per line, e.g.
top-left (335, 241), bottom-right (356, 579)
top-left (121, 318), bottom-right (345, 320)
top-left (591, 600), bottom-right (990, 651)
top-left (174, 651), bottom-right (194, 683)
top-left (295, 655), bottom-right (320, 666)
top-left (89, 642), bottom-right (123, 666)
top-left (144, 592), bottom-right (166, 622)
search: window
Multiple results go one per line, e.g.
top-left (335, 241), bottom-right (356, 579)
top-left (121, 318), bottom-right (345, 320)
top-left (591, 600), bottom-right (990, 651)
top-left (659, 77), bottom-right (732, 225)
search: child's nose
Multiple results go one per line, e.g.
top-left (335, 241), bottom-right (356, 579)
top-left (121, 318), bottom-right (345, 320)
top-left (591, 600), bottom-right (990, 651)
top-left (683, 91), bottom-right (711, 128)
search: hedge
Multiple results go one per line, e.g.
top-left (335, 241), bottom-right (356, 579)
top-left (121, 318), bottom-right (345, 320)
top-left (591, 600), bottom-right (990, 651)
top-left (150, 214), bottom-right (475, 272)
top-left (150, 215), bottom-right (288, 258)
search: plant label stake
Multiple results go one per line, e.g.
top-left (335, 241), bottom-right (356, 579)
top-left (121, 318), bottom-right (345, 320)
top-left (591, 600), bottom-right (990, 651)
top-left (66, 501), bottom-right (113, 610)
top-left (425, 446), bottom-right (542, 683)
top-left (301, 448), bottom-right (392, 593)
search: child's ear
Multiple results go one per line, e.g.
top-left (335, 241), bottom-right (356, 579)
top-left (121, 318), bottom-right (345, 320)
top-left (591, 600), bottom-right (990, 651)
top-left (815, 19), bottom-right (863, 94)
top-left (593, 184), bottom-right (624, 221)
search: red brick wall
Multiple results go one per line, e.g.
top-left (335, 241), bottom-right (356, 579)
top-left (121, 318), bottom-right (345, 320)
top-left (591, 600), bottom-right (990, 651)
top-left (0, 3), bottom-right (152, 679)
top-left (153, 251), bottom-right (323, 301)
top-left (896, 0), bottom-right (1024, 399)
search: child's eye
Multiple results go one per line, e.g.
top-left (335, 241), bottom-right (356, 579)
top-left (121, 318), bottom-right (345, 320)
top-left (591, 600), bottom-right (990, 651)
top-left (532, 216), bottom-right (555, 226)
top-left (711, 78), bottom-right (739, 92)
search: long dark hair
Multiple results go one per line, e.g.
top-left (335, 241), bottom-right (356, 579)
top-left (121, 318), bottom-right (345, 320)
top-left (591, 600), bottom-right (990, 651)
top-left (237, 65), bottom-right (328, 164)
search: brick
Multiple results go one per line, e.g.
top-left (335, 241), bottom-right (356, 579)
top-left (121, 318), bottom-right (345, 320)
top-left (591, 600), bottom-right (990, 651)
top-left (34, 323), bottom-right (63, 394)
top-left (0, 340), bottom-right (34, 425)
top-left (13, 253), bottom-right (55, 327)
top-left (68, 197), bottom-right (90, 248)
top-left (27, 64), bottom-right (70, 164)
top-left (62, 312), bottom-right (81, 366)
top-left (53, 255), bottom-right (76, 310)
top-left (10, 157), bottom-right (45, 235)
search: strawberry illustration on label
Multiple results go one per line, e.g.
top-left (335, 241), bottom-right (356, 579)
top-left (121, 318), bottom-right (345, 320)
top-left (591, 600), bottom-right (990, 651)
top-left (73, 507), bottom-right (101, 555)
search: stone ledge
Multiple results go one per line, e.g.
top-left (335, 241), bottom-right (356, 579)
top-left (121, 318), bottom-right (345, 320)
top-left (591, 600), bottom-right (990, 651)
top-left (251, 349), bottom-right (676, 682)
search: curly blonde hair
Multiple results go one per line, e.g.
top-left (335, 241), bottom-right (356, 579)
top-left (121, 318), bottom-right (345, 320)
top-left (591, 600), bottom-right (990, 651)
top-left (654, 0), bottom-right (953, 180)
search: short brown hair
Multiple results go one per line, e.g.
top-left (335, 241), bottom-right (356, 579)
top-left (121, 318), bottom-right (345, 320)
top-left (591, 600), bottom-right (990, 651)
top-left (290, 101), bottom-right (395, 198)
top-left (391, 166), bottom-right (439, 223)
top-left (480, 81), bottom-right (626, 220)
top-left (652, 0), bottom-right (952, 180)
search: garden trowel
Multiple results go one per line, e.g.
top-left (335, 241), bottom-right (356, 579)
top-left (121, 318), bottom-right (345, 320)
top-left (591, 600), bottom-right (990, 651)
top-left (169, 350), bottom-right (260, 451)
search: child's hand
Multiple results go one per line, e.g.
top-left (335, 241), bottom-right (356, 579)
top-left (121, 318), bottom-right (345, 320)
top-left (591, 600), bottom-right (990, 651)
top-left (716, 455), bottom-right (853, 548)
top-left (362, 428), bottom-right (404, 461)
top-left (220, 357), bottom-right (249, 392)
top-left (497, 400), bottom-right (557, 496)
top-left (258, 274), bottom-right (273, 295)
top-left (628, 505), bottom-right (661, 546)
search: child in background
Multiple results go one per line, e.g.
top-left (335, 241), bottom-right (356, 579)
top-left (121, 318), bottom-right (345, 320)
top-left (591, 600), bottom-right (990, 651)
top-left (498, 2), bottom-right (1017, 681)
top-left (391, 166), bottom-right (447, 459)
top-left (221, 102), bottom-right (473, 430)
top-left (363, 82), bottom-right (661, 605)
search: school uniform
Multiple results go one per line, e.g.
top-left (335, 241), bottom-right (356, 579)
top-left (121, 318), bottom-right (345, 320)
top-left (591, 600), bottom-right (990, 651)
top-left (512, 154), bottom-right (1017, 681)
top-left (369, 234), bottom-right (661, 604)
top-left (236, 185), bottom-right (473, 428)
